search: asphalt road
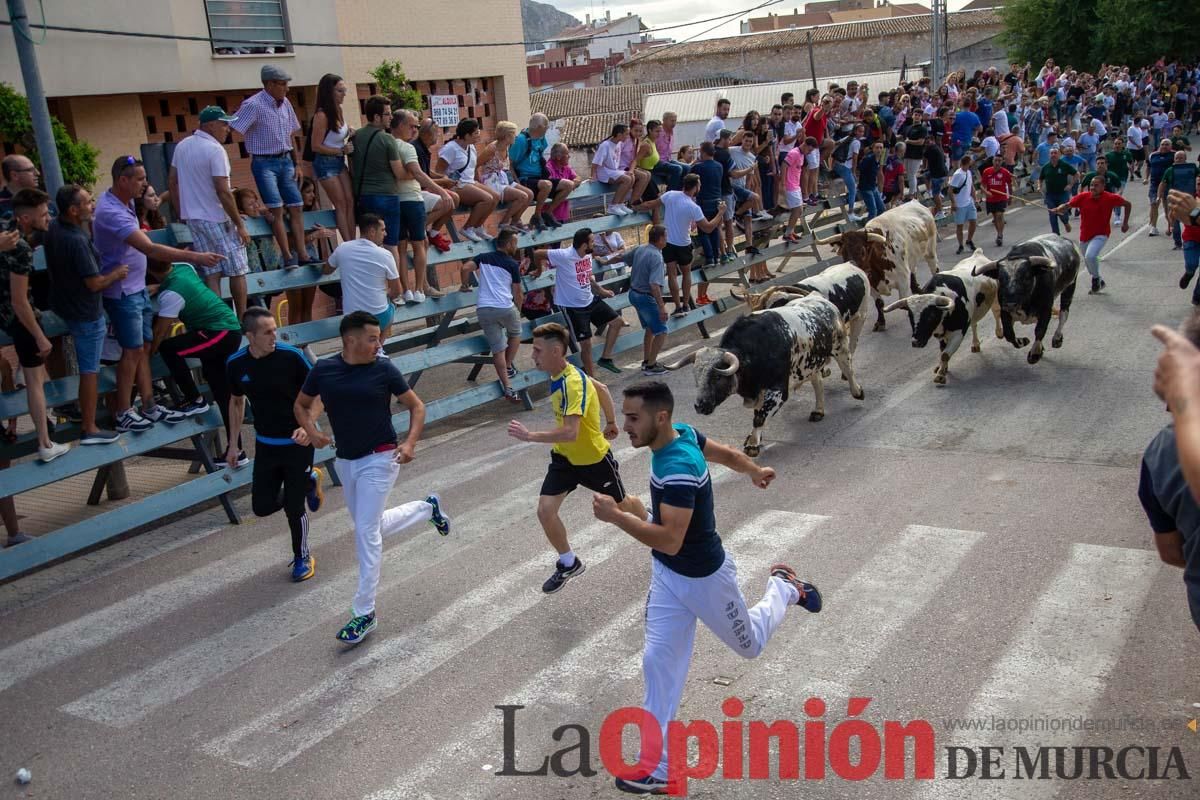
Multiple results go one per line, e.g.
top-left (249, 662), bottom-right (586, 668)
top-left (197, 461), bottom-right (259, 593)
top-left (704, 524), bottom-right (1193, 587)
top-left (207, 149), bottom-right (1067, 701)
top-left (2, 186), bottom-right (1199, 800)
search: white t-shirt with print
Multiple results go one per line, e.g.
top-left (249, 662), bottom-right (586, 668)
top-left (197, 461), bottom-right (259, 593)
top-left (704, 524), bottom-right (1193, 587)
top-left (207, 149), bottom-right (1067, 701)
top-left (547, 246), bottom-right (595, 309)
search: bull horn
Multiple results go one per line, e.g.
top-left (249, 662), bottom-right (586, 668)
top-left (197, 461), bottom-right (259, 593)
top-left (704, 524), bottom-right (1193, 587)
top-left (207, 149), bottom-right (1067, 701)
top-left (866, 232), bottom-right (887, 244)
top-left (757, 285), bottom-right (811, 309)
top-left (972, 260), bottom-right (1001, 277)
top-left (882, 298), bottom-right (909, 312)
top-left (663, 351), bottom-right (697, 370)
top-left (816, 232), bottom-right (843, 246)
top-left (1028, 256), bottom-right (1054, 269)
top-left (713, 352), bottom-right (741, 375)
top-left (729, 285), bottom-right (753, 307)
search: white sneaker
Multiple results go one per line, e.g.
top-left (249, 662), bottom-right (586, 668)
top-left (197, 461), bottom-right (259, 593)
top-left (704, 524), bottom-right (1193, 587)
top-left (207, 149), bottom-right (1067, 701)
top-left (472, 227), bottom-right (495, 241)
top-left (115, 408), bottom-right (154, 432)
top-left (460, 228), bottom-right (482, 243)
top-left (754, 210), bottom-right (774, 221)
top-left (413, 291), bottom-right (427, 303)
top-left (403, 289), bottom-right (416, 303)
top-left (143, 405), bottom-right (185, 425)
top-left (38, 441), bottom-right (70, 463)
top-left (607, 204), bottom-right (627, 216)
top-left (1148, 227), bottom-right (1159, 237)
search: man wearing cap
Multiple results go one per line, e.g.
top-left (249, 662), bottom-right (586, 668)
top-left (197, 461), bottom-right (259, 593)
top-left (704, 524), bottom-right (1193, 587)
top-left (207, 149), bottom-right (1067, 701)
top-left (231, 66), bottom-right (308, 268)
top-left (170, 106), bottom-right (252, 318)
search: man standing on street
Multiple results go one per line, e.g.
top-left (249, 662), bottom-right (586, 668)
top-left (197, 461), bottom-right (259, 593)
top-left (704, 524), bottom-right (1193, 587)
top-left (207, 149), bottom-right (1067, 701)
top-left (226, 308), bottom-right (325, 582)
top-left (982, 154), bottom-right (1014, 247)
top-left (1159, 151), bottom-right (1199, 250)
top-left (1040, 147), bottom-right (1077, 235)
top-left (507, 322), bottom-right (645, 594)
top-left (1146, 138), bottom-right (1175, 237)
top-left (232, 65), bottom-right (308, 268)
top-left (1051, 175), bottom-right (1131, 295)
top-left (295, 311), bottom-right (450, 644)
top-left (170, 105), bottom-right (252, 319)
top-left (592, 381), bottom-right (821, 795)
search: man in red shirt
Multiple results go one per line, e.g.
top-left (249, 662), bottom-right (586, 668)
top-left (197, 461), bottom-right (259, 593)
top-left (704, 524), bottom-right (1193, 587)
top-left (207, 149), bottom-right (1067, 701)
top-left (1051, 175), bottom-right (1132, 294)
top-left (981, 155), bottom-right (1014, 247)
top-left (1176, 175), bottom-right (1200, 304)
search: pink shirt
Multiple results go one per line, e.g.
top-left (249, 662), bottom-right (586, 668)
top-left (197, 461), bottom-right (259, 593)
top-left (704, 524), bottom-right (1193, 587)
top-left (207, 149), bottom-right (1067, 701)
top-left (655, 128), bottom-right (674, 161)
top-left (547, 160), bottom-right (577, 222)
top-left (783, 148), bottom-right (805, 192)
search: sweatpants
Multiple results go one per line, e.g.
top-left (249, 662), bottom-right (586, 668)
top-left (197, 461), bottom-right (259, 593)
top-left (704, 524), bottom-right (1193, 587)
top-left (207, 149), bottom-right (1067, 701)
top-left (158, 328), bottom-right (241, 445)
top-left (903, 158), bottom-right (924, 197)
top-left (252, 441), bottom-right (314, 558)
top-left (1083, 235), bottom-right (1108, 279)
top-left (337, 450), bottom-right (433, 617)
top-left (641, 555), bottom-right (798, 781)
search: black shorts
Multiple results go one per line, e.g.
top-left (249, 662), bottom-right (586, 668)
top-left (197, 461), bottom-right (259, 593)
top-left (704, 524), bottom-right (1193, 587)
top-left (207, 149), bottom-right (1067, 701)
top-left (4, 319), bottom-right (44, 369)
top-left (559, 297), bottom-right (618, 341)
top-left (1132, 148), bottom-right (1146, 162)
top-left (540, 450), bottom-right (627, 501)
top-left (662, 242), bottom-right (694, 268)
top-left (520, 176), bottom-right (561, 194)
top-left (985, 200), bottom-right (1008, 214)
top-left (641, 179), bottom-right (661, 203)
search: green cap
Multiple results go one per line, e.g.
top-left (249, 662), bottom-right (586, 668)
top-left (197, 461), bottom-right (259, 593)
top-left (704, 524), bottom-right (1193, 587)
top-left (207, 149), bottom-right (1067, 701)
top-left (199, 106), bottom-right (236, 124)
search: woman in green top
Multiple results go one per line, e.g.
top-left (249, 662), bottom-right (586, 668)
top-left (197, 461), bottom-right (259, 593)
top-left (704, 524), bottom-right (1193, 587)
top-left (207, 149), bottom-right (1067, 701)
top-left (148, 261), bottom-right (245, 457)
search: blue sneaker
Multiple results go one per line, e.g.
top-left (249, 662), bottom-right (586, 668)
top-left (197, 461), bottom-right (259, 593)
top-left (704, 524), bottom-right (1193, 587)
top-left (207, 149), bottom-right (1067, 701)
top-left (336, 612), bottom-right (376, 643)
top-left (306, 467), bottom-right (324, 512)
top-left (770, 563), bottom-right (822, 612)
top-left (291, 554), bottom-right (315, 582)
top-left (426, 493), bottom-right (451, 536)
top-left (615, 774), bottom-right (671, 794)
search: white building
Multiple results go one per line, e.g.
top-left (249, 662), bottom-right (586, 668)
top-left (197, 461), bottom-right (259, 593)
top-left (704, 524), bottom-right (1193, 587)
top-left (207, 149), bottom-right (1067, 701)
top-left (550, 11), bottom-right (646, 62)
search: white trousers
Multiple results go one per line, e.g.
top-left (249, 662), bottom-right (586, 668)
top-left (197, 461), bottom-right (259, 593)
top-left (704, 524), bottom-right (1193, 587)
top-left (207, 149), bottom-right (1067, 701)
top-left (641, 555), bottom-right (798, 780)
top-left (336, 451), bottom-right (433, 617)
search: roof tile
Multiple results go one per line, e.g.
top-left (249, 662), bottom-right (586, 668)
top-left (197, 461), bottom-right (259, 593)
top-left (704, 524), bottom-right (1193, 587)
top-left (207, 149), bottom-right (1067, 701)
top-left (530, 77), bottom-right (749, 121)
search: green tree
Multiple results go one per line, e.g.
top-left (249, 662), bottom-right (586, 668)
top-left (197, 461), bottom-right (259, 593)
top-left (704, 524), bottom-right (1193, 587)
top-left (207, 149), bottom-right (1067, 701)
top-left (1000, 0), bottom-right (1097, 70)
top-left (368, 60), bottom-right (424, 112)
top-left (0, 83), bottom-right (99, 187)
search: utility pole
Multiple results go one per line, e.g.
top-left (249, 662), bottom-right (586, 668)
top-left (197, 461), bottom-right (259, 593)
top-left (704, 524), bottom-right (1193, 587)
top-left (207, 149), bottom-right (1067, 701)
top-left (7, 0), bottom-right (63, 195)
top-left (806, 31), bottom-right (818, 90)
top-left (930, 0), bottom-right (948, 81)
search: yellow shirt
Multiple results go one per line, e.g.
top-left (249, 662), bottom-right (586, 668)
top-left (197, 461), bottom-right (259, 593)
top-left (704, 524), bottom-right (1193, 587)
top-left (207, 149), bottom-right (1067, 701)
top-left (550, 364), bottom-right (609, 465)
top-left (636, 136), bottom-right (660, 172)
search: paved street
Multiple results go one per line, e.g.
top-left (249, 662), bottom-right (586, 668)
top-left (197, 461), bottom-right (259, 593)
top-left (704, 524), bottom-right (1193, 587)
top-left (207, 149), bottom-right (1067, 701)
top-left (2, 188), bottom-right (1199, 800)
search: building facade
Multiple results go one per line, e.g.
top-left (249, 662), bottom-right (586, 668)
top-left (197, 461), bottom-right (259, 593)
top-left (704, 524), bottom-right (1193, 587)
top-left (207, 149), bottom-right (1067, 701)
top-left (0, 0), bottom-right (531, 191)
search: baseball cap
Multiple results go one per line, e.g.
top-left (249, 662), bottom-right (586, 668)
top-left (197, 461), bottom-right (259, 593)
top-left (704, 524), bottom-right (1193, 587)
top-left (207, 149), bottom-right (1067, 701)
top-left (199, 105), bottom-right (236, 124)
top-left (261, 64), bottom-right (292, 82)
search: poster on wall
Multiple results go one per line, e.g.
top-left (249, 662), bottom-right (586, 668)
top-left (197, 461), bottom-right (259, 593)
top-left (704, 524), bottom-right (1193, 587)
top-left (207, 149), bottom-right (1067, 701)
top-left (430, 95), bottom-right (460, 128)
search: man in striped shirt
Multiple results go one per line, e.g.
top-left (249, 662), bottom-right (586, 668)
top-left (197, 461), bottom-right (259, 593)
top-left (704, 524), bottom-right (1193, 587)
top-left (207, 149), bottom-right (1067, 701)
top-left (231, 65), bottom-right (308, 268)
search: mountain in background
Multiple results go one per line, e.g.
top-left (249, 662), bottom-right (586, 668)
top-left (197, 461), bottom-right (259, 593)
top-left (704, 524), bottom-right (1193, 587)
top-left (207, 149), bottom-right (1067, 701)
top-left (521, 0), bottom-right (581, 47)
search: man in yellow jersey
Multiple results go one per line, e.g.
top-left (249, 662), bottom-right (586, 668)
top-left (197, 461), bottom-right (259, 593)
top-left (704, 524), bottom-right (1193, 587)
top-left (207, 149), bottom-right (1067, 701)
top-left (508, 322), bottom-right (647, 593)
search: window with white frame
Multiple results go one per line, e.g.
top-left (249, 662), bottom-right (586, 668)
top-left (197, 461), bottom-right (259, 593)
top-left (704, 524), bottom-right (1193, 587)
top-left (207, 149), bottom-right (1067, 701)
top-left (205, 0), bottom-right (292, 55)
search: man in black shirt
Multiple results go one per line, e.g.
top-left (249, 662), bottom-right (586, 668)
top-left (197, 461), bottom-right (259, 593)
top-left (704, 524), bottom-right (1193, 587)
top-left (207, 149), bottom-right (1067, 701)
top-left (43, 185), bottom-right (124, 445)
top-left (924, 137), bottom-right (950, 219)
top-left (296, 310), bottom-right (450, 644)
top-left (226, 307), bottom-right (325, 582)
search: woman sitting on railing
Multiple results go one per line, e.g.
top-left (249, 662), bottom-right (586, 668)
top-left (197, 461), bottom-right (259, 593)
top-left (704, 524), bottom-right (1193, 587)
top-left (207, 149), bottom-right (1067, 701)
top-left (434, 119), bottom-right (498, 243)
top-left (477, 121), bottom-right (533, 234)
top-left (308, 73), bottom-right (356, 244)
top-left (546, 143), bottom-right (578, 226)
top-left (628, 119), bottom-right (661, 224)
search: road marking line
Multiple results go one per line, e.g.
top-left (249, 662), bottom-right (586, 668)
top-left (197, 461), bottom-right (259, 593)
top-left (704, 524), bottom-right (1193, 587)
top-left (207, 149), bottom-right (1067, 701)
top-left (1100, 223), bottom-right (1148, 261)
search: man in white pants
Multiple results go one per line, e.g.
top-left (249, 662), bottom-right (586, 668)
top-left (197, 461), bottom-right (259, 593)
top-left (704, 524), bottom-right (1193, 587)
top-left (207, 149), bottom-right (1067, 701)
top-left (295, 311), bottom-right (451, 644)
top-left (592, 381), bottom-right (822, 794)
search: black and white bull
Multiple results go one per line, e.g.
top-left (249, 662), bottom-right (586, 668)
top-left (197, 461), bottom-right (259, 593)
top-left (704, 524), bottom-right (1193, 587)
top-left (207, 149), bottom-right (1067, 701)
top-left (883, 249), bottom-right (1000, 384)
top-left (666, 294), bottom-right (864, 456)
top-left (971, 234), bottom-right (1081, 364)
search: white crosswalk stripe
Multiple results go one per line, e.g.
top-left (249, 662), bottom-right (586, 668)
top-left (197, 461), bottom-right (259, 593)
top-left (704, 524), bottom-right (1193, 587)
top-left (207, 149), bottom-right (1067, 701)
top-left (363, 509), bottom-right (830, 800)
top-left (911, 543), bottom-right (1162, 800)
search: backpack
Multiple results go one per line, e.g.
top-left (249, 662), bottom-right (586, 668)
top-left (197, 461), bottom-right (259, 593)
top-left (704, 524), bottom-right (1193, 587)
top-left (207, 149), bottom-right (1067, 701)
top-left (832, 136), bottom-right (854, 163)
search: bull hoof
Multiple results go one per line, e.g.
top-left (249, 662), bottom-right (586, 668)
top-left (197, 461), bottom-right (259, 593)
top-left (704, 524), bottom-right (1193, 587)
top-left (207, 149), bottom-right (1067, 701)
top-left (995, 328), bottom-right (1004, 339)
top-left (873, 321), bottom-right (886, 332)
top-left (809, 411), bottom-right (825, 422)
top-left (1027, 349), bottom-right (1043, 365)
top-left (1051, 333), bottom-right (1064, 349)
top-left (851, 387), bottom-right (865, 400)
top-left (821, 367), bottom-right (832, 378)
top-left (743, 443), bottom-right (761, 457)
top-left (971, 343), bottom-right (981, 353)
top-left (1014, 337), bottom-right (1030, 349)
top-left (933, 373), bottom-right (947, 385)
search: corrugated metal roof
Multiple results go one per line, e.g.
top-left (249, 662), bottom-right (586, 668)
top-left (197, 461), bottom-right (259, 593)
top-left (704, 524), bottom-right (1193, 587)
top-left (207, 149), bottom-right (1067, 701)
top-left (642, 71), bottom-right (908, 125)
top-left (529, 77), bottom-right (749, 121)
top-left (633, 8), bottom-right (1001, 63)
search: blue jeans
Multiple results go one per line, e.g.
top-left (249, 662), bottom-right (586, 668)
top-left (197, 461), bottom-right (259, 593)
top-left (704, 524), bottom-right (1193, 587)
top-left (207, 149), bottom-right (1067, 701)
top-left (862, 187), bottom-right (885, 219)
top-left (103, 289), bottom-right (154, 350)
top-left (697, 202), bottom-right (722, 263)
top-left (833, 162), bottom-right (857, 213)
top-left (1045, 190), bottom-right (1070, 234)
top-left (250, 154), bottom-right (303, 209)
top-left (1173, 219), bottom-right (1184, 248)
top-left (652, 160), bottom-right (686, 192)
top-left (65, 316), bottom-right (106, 374)
top-left (1185, 242), bottom-right (1200, 303)
top-left (630, 289), bottom-right (668, 335)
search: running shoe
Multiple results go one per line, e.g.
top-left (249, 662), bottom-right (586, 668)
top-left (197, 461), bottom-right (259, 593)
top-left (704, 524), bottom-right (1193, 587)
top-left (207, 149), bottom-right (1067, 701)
top-left (504, 387), bottom-right (522, 403)
top-left (506, 364), bottom-right (519, 379)
top-left (461, 228), bottom-right (483, 243)
top-left (3, 532), bottom-right (31, 548)
top-left (116, 408), bottom-right (154, 432)
top-left (1089, 276), bottom-right (1102, 294)
top-left (1182, 272), bottom-right (1195, 290)
top-left (336, 612), bottom-right (377, 643)
top-left (216, 450), bottom-right (251, 469)
top-left (291, 554), bottom-right (316, 582)
top-left (1148, 227), bottom-right (1159, 237)
top-left (427, 493), bottom-right (451, 536)
top-left (965, 240), bottom-right (976, 251)
top-left (37, 441), bottom-right (70, 463)
top-left (428, 231), bottom-right (453, 253)
top-left (597, 358), bottom-right (622, 374)
top-left (615, 774), bottom-right (671, 794)
top-left (641, 363), bottom-right (668, 376)
top-left (80, 429), bottom-right (120, 445)
top-left (178, 398), bottom-right (210, 417)
top-left (770, 563), bottom-right (822, 612)
top-left (754, 210), bottom-right (775, 221)
top-left (696, 294), bottom-right (712, 306)
top-left (542, 557), bottom-right (586, 593)
top-left (306, 467), bottom-right (324, 512)
top-left (143, 405), bottom-right (186, 425)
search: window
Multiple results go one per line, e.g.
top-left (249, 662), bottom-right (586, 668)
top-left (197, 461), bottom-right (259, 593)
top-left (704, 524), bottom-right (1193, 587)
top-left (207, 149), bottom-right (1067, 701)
top-left (205, 0), bottom-right (292, 55)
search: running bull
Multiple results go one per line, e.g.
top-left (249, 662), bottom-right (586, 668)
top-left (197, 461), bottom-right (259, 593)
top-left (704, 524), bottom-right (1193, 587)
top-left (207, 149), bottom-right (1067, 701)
top-left (883, 248), bottom-right (1001, 385)
top-left (816, 199), bottom-right (940, 332)
top-left (666, 294), bottom-right (864, 457)
top-left (971, 233), bottom-right (1080, 365)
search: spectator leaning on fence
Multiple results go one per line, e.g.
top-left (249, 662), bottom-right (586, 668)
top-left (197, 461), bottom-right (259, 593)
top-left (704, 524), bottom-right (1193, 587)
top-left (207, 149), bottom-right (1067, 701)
top-left (459, 228), bottom-right (525, 403)
top-left (512, 114), bottom-right (575, 231)
top-left (231, 65), bottom-right (309, 269)
top-left (42, 185), bottom-right (123, 446)
top-left (386, 109), bottom-right (449, 301)
top-left (169, 105), bottom-right (252, 320)
top-left (325, 212), bottom-right (401, 337)
top-left (435, 118), bottom-right (498, 243)
top-left (309, 73), bottom-right (356, 244)
top-left (93, 156), bottom-right (222, 434)
top-left (412, 119), bottom-right (458, 253)
top-left (1, 189), bottom-right (67, 462)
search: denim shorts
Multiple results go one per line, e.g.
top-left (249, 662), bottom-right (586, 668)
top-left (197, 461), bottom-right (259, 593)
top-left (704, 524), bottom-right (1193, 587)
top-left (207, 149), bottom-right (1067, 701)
top-left (630, 289), bottom-right (668, 335)
top-left (930, 177), bottom-right (946, 196)
top-left (103, 289), bottom-right (154, 349)
top-left (954, 204), bottom-right (977, 224)
top-left (357, 194), bottom-right (402, 246)
top-left (66, 315), bottom-right (107, 374)
top-left (250, 154), bottom-right (304, 209)
top-left (311, 154), bottom-right (346, 181)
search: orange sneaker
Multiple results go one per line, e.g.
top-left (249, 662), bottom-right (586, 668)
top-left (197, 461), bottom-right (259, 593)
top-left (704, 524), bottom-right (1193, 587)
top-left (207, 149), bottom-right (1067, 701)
top-left (696, 294), bottom-right (712, 306)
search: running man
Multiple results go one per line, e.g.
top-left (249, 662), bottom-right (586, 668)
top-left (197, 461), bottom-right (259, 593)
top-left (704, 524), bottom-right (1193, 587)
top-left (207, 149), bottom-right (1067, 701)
top-left (1050, 175), bottom-right (1131, 295)
top-left (507, 322), bottom-right (646, 593)
top-left (226, 308), bottom-right (325, 582)
top-left (295, 311), bottom-right (451, 643)
top-left (591, 381), bottom-right (821, 795)
top-left (981, 154), bottom-right (1013, 247)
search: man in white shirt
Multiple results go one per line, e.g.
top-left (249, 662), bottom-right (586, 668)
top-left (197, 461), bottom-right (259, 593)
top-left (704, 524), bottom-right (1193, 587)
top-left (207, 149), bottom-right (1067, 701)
top-left (459, 229), bottom-right (525, 402)
top-left (324, 213), bottom-right (401, 337)
top-left (169, 106), bottom-right (252, 318)
top-left (531, 228), bottom-right (626, 377)
top-left (948, 154), bottom-right (979, 255)
top-left (636, 175), bottom-right (725, 316)
top-left (704, 98), bottom-right (731, 143)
